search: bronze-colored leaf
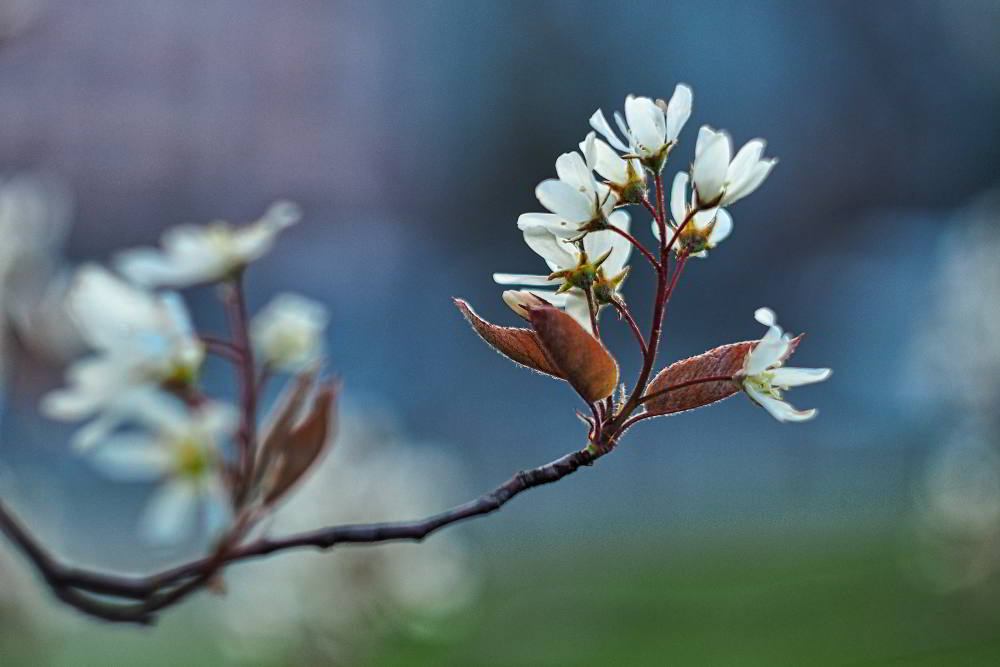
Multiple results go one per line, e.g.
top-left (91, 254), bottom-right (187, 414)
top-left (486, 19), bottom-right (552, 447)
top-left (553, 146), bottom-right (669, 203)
top-left (255, 368), bottom-right (318, 487)
top-left (263, 382), bottom-right (339, 505)
top-left (643, 335), bottom-right (802, 417)
top-left (528, 305), bottom-right (619, 403)
top-left (454, 298), bottom-right (564, 379)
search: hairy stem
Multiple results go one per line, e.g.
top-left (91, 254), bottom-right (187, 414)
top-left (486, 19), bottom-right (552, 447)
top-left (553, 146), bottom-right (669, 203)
top-left (606, 222), bottom-right (658, 270)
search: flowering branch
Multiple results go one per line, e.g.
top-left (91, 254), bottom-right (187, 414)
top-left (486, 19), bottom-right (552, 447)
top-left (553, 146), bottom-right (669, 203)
top-left (1, 86), bottom-right (832, 627)
top-left (0, 443), bottom-right (600, 625)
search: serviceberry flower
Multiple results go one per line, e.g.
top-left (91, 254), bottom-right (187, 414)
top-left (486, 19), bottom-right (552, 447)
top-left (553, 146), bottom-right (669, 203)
top-left (528, 150), bottom-right (617, 238)
top-left (41, 264), bottom-right (204, 449)
top-left (652, 171), bottom-right (733, 257)
top-left (580, 131), bottom-right (646, 204)
top-left (493, 211), bottom-right (632, 332)
top-left (589, 85), bottom-right (693, 171)
top-left (691, 126), bottom-right (776, 208)
top-left (251, 293), bottom-right (329, 372)
top-left (89, 392), bottom-right (237, 544)
top-left (116, 201), bottom-right (301, 288)
top-left (739, 308), bottom-right (831, 422)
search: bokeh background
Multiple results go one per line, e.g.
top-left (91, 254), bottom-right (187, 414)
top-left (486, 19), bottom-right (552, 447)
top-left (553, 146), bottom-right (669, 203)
top-left (2, 0), bottom-right (1000, 664)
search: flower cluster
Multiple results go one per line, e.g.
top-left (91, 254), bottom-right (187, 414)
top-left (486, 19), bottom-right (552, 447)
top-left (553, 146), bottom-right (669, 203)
top-left (40, 203), bottom-right (332, 543)
top-left (475, 86), bottom-right (826, 422)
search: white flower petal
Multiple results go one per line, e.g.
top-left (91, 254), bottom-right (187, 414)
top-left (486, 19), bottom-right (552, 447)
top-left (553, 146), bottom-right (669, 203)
top-left (140, 480), bottom-right (199, 545)
top-left (664, 84), bottom-right (693, 142)
top-left (579, 131), bottom-right (598, 169)
top-left (535, 179), bottom-right (594, 224)
top-left (590, 138), bottom-right (629, 185)
top-left (603, 212), bottom-right (633, 276)
top-left (521, 226), bottom-right (577, 270)
top-left (516, 212), bottom-right (576, 238)
top-left (745, 385), bottom-right (817, 422)
top-left (554, 151), bottom-right (596, 194)
top-left (708, 208), bottom-right (733, 245)
top-left (251, 293), bottom-right (329, 371)
top-left (589, 109), bottom-right (629, 153)
top-left (695, 125), bottom-right (721, 158)
top-left (692, 131), bottom-right (731, 205)
top-left (726, 139), bottom-right (765, 188)
top-left (527, 290), bottom-right (569, 306)
top-left (624, 96), bottom-right (665, 156)
top-left (754, 307), bottom-right (777, 327)
top-left (670, 172), bottom-right (689, 224)
top-left (564, 292), bottom-right (594, 333)
top-left (492, 273), bottom-right (560, 287)
top-left (744, 338), bottom-right (790, 375)
top-left (90, 437), bottom-right (171, 481)
top-left (723, 158), bottom-right (776, 206)
top-left (770, 367), bottom-right (832, 387)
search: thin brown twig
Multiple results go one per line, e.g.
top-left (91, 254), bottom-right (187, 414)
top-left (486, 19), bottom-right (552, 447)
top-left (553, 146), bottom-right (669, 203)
top-left (222, 273), bottom-right (258, 506)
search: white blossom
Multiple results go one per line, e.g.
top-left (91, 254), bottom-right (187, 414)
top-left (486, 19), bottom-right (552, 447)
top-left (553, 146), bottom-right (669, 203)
top-left (579, 131), bottom-right (645, 198)
top-left (652, 171), bottom-right (733, 257)
top-left (589, 85), bottom-right (692, 162)
top-left (493, 211), bottom-right (632, 332)
top-left (528, 150), bottom-right (617, 238)
top-left (740, 308), bottom-right (831, 422)
top-left (41, 265), bottom-right (204, 449)
top-left (691, 126), bottom-right (776, 208)
top-left (115, 201), bottom-right (301, 288)
top-left (88, 392), bottom-right (236, 544)
top-left (251, 293), bottom-right (329, 372)
top-left (0, 174), bottom-right (77, 376)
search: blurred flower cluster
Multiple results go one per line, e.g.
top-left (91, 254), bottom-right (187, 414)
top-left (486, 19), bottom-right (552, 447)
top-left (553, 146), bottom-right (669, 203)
top-left (36, 200), bottom-right (336, 544)
top-left (909, 190), bottom-right (1000, 590)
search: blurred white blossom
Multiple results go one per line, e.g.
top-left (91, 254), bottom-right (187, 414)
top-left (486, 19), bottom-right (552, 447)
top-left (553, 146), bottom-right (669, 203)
top-left (40, 265), bottom-right (204, 450)
top-left (740, 308), bottom-right (831, 422)
top-left (218, 405), bottom-right (476, 664)
top-left (115, 201), bottom-right (301, 288)
top-left (908, 191), bottom-right (1000, 591)
top-left (251, 293), bottom-right (329, 372)
top-left (88, 392), bottom-right (236, 544)
top-left (0, 174), bottom-right (78, 380)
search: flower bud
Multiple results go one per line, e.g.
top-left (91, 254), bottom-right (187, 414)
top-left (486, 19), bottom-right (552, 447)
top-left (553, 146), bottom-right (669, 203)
top-left (502, 290), bottom-right (552, 322)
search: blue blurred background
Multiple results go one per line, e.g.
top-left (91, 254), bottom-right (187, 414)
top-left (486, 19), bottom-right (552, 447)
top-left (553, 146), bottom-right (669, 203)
top-left (2, 1), bottom-right (1000, 664)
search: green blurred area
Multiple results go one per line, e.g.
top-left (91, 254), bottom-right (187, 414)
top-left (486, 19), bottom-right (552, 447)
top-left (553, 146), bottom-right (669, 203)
top-left (7, 531), bottom-right (1000, 666)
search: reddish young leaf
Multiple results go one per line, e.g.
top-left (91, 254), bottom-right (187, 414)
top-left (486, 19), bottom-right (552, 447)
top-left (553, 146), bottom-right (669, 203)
top-left (262, 382), bottom-right (339, 505)
top-left (454, 298), bottom-right (564, 379)
top-left (528, 305), bottom-right (619, 403)
top-left (256, 368), bottom-right (318, 484)
top-left (643, 335), bottom-right (802, 417)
